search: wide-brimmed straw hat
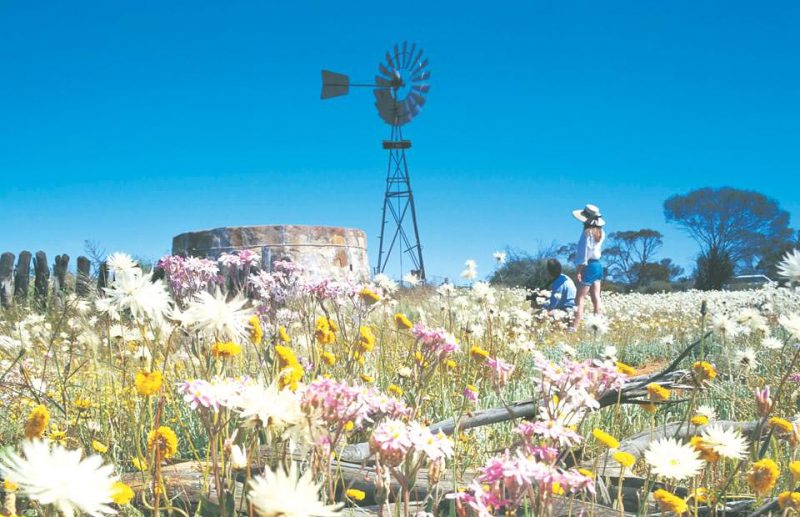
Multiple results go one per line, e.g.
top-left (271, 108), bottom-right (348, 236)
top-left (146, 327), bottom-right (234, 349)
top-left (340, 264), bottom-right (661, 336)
top-left (572, 204), bottom-right (606, 227)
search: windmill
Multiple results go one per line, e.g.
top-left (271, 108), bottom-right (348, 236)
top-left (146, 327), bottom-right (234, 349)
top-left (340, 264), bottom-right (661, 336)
top-left (321, 42), bottom-right (430, 281)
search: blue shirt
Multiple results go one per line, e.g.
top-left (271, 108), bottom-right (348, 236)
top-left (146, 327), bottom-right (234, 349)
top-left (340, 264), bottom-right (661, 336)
top-left (547, 274), bottom-right (576, 310)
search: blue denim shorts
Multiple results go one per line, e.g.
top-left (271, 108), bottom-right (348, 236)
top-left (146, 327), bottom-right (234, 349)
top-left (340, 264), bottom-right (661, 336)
top-left (581, 260), bottom-right (603, 286)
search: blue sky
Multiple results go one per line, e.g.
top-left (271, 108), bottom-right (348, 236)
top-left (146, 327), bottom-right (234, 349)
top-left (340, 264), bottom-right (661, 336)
top-left (1, 1), bottom-right (798, 281)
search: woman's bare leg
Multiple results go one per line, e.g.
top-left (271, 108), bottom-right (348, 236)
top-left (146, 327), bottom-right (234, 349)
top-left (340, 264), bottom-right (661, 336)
top-left (573, 284), bottom-right (590, 329)
top-left (589, 280), bottom-right (603, 315)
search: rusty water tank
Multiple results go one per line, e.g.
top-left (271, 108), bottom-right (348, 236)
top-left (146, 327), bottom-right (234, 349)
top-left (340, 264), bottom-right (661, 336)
top-left (172, 225), bottom-right (370, 280)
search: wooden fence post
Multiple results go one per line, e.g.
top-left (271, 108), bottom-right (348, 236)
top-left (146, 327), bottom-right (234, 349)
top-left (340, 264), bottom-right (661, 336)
top-left (14, 251), bottom-right (32, 302)
top-left (0, 252), bottom-right (14, 308)
top-left (97, 261), bottom-right (109, 293)
top-left (33, 251), bottom-right (49, 310)
top-left (53, 254), bottom-right (70, 294)
top-left (76, 256), bottom-right (91, 297)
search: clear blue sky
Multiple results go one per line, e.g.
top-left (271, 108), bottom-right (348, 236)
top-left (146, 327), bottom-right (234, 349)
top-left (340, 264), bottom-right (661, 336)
top-left (1, 1), bottom-right (798, 280)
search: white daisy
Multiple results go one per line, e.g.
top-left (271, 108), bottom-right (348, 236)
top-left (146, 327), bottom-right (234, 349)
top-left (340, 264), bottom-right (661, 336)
top-left (247, 462), bottom-right (342, 517)
top-left (180, 290), bottom-right (252, 343)
top-left (700, 425), bottom-right (749, 460)
top-left (644, 437), bottom-right (705, 481)
top-left (779, 314), bottom-right (800, 341)
top-left (372, 273), bottom-right (398, 294)
top-left (762, 335), bottom-right (784, 350)
top-left (233, 383), bottom-right (303, 435)
top-left (584, 314), bottom-right (610, 335)
top-left (777, 249), bottom-right (800, 283)
top-left (734, 348), bottom-right (757, 369)
top-left (493, 251), bottom-right (507, 264)
top-left (0, 440), bottom-right (118, 517)
top-left (402, 273), bottom-right (420, 287)
top-left (97, 270), bottom-right (171, 323)
top-left (695, 405), bottom-right (717, 420)
top-left (461, 259), bottom-right (478, 281)
top-left (105, 252), bottom-right (138, 276)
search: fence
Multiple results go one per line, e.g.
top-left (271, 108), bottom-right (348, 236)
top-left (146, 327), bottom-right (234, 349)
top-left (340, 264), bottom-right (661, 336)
top-left (0, 250), bottom-right (108, 309)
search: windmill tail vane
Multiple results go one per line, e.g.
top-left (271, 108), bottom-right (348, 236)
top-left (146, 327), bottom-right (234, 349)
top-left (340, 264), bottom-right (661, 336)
top-left (321, 41), bottom-right (430, 282)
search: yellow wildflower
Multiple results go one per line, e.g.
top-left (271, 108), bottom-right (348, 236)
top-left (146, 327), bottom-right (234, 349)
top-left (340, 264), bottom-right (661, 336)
top-left (148, 426), bottom-right (179, 459)
top-left (92, 440), bottom-right (109, 453)
top-left (779, 492), bottom-right (800, 510)
top-left (74, 398), bottom-right (92, 411)
top-left (688, 487), bottom-right (709, 504)
top-left (24, 404), bottom-right (49, 439)
top-left (592, 428), bottom-right (619, 449)
top-left (111, 481), bottom-right (135, 505)
top-left (653, 489), bottom-right (688, 514)
top-left (646, 383), bottom-right (670, 402)
top-left (134, 371), bottom-right (163, 396)
top-left (346, 488), bottom-right (366, 501)
top-left (748, 458), bottom-right (780, 496)
top-left (394, 312), bottom-right (413, 330)
top-left (132, 456), bottom-right (148, 471)
top-left (690, 436), bottom-right (720, 462)
top-left (577, 468), bottom-right (595, 479)
top-left (321, 351), bottom-right (336, 366)
top-left (275, 345), bottom-right (304, 391)
top-left (444, 359), bottom-right (457, 370)
top-left (278, 325), bottom-right (291, 343)
top-left (692, 361), bottom-right (716, 383)
top-left (211, 341), bottom-right (241, 359)
top-left (315, 317), bottom-right (336, 345)
top-left (612, 451), bottom-right (636, 468)
top-left (359, 287), bottom-right (381, 305)
top-left (469, 345), bottom-right (490, 361)
top-left (551, 481), bottom-right (565, 495)
top-left (691, 415), bottom-right (709, 426)
top-left (360, 374), bottom-right (374, 383)
top-left (3, 479), bottom-right (18, 492)
top-left (249, 315), bottom-right (264, 345)
top-left (789, 460), bottom-right (800, 481)
top-left (615, 361), bottom-right (636, 376)
top-left (768, 416), bottom-right (795, 435)
top-left (358, 326), bottom-right (376, 353)
top-left (388, 384), bottom-right (404, 397)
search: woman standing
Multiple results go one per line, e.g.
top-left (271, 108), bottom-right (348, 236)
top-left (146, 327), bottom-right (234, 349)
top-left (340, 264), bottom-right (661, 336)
top-left (571, 204), bottom-right (606, 330)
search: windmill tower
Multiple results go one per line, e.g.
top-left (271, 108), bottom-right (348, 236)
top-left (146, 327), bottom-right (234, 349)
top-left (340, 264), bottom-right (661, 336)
top-left (321, 42), bottom-right (430, 281)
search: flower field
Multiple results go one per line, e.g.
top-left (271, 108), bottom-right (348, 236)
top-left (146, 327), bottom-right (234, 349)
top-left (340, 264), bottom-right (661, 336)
top-left (2, 251), bottom-right (800, 516)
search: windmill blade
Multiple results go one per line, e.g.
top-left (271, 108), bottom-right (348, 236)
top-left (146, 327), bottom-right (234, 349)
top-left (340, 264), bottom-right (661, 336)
top-left (393, 43), bottom-right (401, 71)
top-left (409, 91), bottom-right (427, 107)
top-left (412, 48), bottom-right (424, 69)
top-left (378, 63), bottom-right (393, 80)
top-left (413, 71), bottom-right (431, 82)
top-left (417, 58), bottom-right (429, 71)
top-left (375, 75), bottom-right (392, 89)
top-left (412, 84), bottom-right (430, 94)
top-left (401, 41), bottom-right (409, 67)
top-left (320, 70), bottom-right (350, 99)
top-left (405, 42), bottom-right (417, 68)
top-left (385, 51), bottom-right (395, 70)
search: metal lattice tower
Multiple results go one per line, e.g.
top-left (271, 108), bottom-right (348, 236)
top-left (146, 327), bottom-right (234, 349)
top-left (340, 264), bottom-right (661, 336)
top-left (321, 41), bottom-right (430, 280)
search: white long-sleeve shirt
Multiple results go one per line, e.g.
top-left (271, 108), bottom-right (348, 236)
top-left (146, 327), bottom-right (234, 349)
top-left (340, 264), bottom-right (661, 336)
top-left (575, 230), bottom-right (605, 266)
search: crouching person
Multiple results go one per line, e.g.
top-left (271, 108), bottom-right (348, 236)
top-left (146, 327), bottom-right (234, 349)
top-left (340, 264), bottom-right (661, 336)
top-left (545, 259), bottom-right (576, 315)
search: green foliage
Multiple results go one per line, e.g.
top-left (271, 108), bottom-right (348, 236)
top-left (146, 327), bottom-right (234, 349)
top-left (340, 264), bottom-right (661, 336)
top-left (664, 187), bottom-right (794, 275)
top-left (695, 247), bottom-right (734, 290)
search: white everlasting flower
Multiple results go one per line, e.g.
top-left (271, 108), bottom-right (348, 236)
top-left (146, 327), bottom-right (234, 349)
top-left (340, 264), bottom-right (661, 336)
top-left (779, 314), bottom-right (800, 341)
top-left (712, 313), bottom-right (739, 337)
top-left (584, 314), bottom-right (610, 335)
top-left (408, 422), bottom-right (454, 461)
top-left (403, 273), bottom-right (420, 287)
top-left (602, 345), bottom-right (618, 361)
top-left (0, 440), bottom-right (118, 517)
top-left (373, 273), bottom-right (398, 294)
top-left (106, 252), bottom-right (138, 276)
top-left (493, 251), bottom-right (507, 264)
top-left (233, 383), bottom-right (303, 435)
top-left (700, 425), bottom-right (748, 460)
top-left (644, 437), bottom-right (705, 481)
top-left (180, 290), bottom-right (253, 343)
top-left (762, 336), bottom-right (783, 350)
top-left (734, 348), bottom-right (757, 369)
top-left (461, 259), bottom-right (478, 281)
top-left (98, 270), bottom-right (171, 324)
top-left (247, 462), bottom-right (342, 517)
top-left (230, 445), bottom-right (248, 469)
top-left (777, 249), bottom-right (800, 283)
top-left (695, 405), bottom-right (717, 421)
